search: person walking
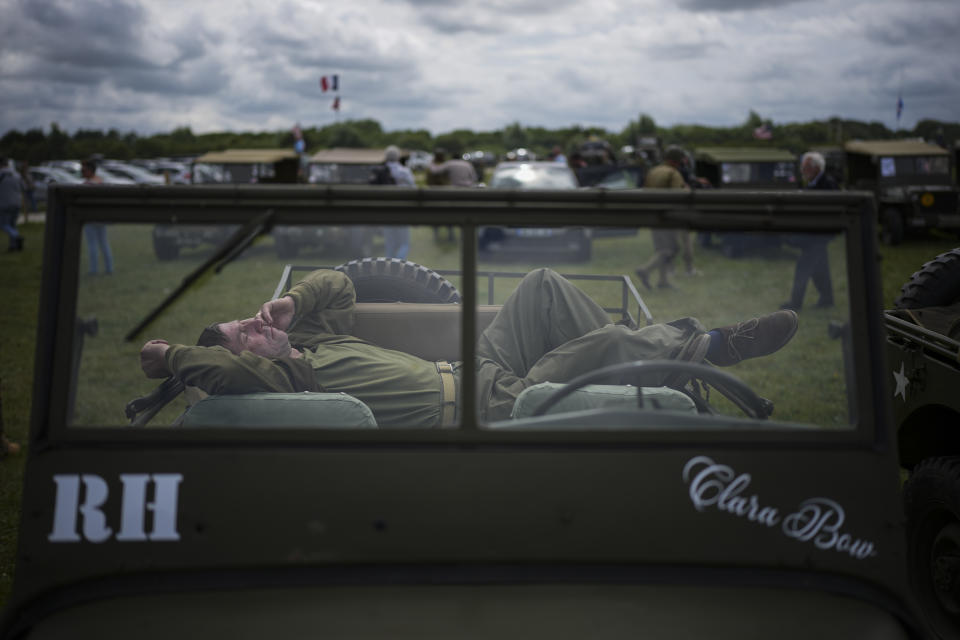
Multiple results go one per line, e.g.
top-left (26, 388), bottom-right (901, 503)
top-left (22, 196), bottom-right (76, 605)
top-left (81, 159), bottom-right (114, 275)
top-left (634, 146), bottom-right (692, 289)
top-left (379, 145), bottom-right (415, 260)
top-left (0, 156), bottom-right (25, 252)
top-left (428, 148), bottom-right (477, 242)
top-left (20, 161), bottom-right (38, 214)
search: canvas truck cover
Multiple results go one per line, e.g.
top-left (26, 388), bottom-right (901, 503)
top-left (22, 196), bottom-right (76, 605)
top-left (844, 140), bottom-right (950, 157)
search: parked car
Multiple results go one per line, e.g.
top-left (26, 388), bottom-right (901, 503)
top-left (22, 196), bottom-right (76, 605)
top-left (100, 161), bottom-right (166, 185)
top-left (479, 161), bottom-right (591, 262)
top-left (43, 160), bottom-right (137, 185)
top-left (844, 139), bottom-right (958, 245)
top-left (132, 159), bottom-right (192, 184)
top-left (26, 166), bottom-right (82, 202)
top-left (405, 149), bottom-right (433, 172)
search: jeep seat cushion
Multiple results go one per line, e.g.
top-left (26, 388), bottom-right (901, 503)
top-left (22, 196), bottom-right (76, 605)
top-left (180, 392), bottom-right (378, 428)
top-left (510, 382), bottom-right (697, 419)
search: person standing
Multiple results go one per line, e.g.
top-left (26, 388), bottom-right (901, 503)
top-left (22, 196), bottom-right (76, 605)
top-left (781, 152), bottom-right (837, 311)
top-left (634, 146), bottom-right (692, 289)
top-left (0, 156), bottom-right (25, 252)
top-left (428, 148), bottom-right (478, 242)
top-left (20, 161), bottom-right (37, 214)
top-left (81, 159), bottom-right (114, 275)
top-left (379, 145), bottom-right (415, 260)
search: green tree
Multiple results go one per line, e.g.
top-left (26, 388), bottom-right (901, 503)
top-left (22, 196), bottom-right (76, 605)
top-left (328, 124), bottom-right (365, 148)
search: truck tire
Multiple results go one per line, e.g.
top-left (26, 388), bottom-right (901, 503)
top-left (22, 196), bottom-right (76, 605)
top-left (895, 248), bottom-right (960, 309)
top-left (904, 456), bottom-right (960, 639)
top-left (152, 233), bottom-right (180, 261)
top-left (335, 258), bottom-right (462, 303)
top-left (880, 207), bottom-right (905, 245)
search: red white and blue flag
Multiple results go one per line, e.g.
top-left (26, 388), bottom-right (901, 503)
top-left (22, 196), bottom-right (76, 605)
top-left (896, 95), bottom-right (904, 123)
top-left (320, 75), bottom-right (339, 92)
top-left (752, 123), bottom-right (773, 140)
top-left (332, 96), bottom-right (340, 111)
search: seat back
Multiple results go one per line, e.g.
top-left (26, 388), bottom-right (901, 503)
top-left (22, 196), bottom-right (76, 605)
top-left (352, 302), bottom-right (500, 362)
top-left (180, 392), bottom-right (378, 428)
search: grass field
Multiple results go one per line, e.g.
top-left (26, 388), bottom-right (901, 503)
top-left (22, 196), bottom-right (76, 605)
top-left (1, 217), bottom-right (958, 607)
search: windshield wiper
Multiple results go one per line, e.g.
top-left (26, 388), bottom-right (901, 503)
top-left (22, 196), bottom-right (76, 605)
top-left (125, 208), bottom-right (275, 342)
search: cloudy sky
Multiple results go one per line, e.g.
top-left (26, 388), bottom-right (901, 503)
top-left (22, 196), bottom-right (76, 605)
top-left (2, 0), bottom-right (958, 137)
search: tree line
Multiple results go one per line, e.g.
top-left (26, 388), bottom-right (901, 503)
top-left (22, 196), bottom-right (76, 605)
top-left (2, 112), bottom-right (957, 164)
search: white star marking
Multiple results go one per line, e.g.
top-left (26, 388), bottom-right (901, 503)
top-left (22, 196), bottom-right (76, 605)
top-left (893, 362), bottom-right (909, 401)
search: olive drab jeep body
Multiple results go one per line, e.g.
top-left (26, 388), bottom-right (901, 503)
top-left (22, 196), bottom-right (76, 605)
top-left (844, 140), bottom-right (958, 245)
top-left (0, 185), bottom-right (931, 638)
top-left (884, 248), bottom-right (960, 639)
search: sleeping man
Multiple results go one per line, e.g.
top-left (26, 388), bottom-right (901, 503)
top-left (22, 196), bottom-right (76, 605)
top-left (140, 268), bottom-right (798, 426)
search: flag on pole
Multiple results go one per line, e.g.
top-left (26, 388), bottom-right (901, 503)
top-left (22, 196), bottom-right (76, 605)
top-left (752, 123), bottom-right (773, 140)
top-left (320, 75), bottom-right (340, 92)
top-left (332, 96), bottom-right (340, 111)
top-left (896, 94), bottom-right (904, 123)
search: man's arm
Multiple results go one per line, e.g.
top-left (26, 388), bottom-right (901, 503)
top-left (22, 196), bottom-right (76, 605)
top-left (162, 344), bottom-right (319, 395)
top-left (277, 269), bottom-right (356, 336)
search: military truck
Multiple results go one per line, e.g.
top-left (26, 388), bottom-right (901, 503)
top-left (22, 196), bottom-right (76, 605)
top-left (152, 148), bottom-right (303, 260)
top-left (0, 185), bottom-right (933, 638)
top-left (844, 139), bottom-right (958, 245)
top-left (884, 248), bottom-right (960, 639)
top-left (307, 147), bottom-right (389, 185)
top-left (693, 147), bottom-right (800, 257)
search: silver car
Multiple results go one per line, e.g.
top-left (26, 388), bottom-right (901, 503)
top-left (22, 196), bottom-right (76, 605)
top-left (480, 161), bottom-right (591, 262)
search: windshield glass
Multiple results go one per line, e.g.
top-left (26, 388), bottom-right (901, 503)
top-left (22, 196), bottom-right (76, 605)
top-left (720, 162), bottom-right (797, 185)
top-left (880, 155), bottom-right (950, 178)
top-left (490, 164), bottom-right (578, 189)
top-left (70, 217), bottom-right (853, 432)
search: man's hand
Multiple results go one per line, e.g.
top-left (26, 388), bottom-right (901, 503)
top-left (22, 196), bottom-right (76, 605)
top-left (257, 296), bottom-right (295, 330)
top-left (140, 339), bottom-right (172, 378)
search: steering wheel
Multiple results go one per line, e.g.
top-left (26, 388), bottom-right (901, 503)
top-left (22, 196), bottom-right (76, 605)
top-left (531, 360), bottom-right (773, 420)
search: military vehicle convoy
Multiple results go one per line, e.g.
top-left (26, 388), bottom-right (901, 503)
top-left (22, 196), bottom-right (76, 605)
top-left (0, 184), bottom-right (936, 638)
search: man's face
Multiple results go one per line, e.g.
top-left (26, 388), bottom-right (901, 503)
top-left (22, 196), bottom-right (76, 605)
top-left (217, 317), bottom-right (291, 358)
top-left (801, 159), bottom-right (819, 182)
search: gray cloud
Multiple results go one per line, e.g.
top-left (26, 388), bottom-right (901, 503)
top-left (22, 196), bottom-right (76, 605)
top-left (863, 12), bottom-right (960, 48)
top-left (677, 0), bottom-right (802, 11)
top-left (1, 0), bottom-right (957, 136)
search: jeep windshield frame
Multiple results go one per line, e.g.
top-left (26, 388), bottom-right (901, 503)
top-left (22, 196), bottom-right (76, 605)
top-left (31, 184), bottom-right (888, 445)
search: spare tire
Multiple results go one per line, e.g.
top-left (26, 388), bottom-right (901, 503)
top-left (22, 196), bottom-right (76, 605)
top-left (335, 258), bottom-right (461, 303)
top-left (895, 248), bottom-right (960, 309)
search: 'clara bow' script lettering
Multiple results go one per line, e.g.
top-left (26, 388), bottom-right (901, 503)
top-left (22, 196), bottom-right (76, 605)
top-left (682, 456), bottom-right (877, 560)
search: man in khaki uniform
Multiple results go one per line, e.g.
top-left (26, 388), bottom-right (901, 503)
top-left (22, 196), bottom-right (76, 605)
top-left (635, 146), bottom-right (695, 290)
top-left (140, 269), bottom-right (798, 426)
